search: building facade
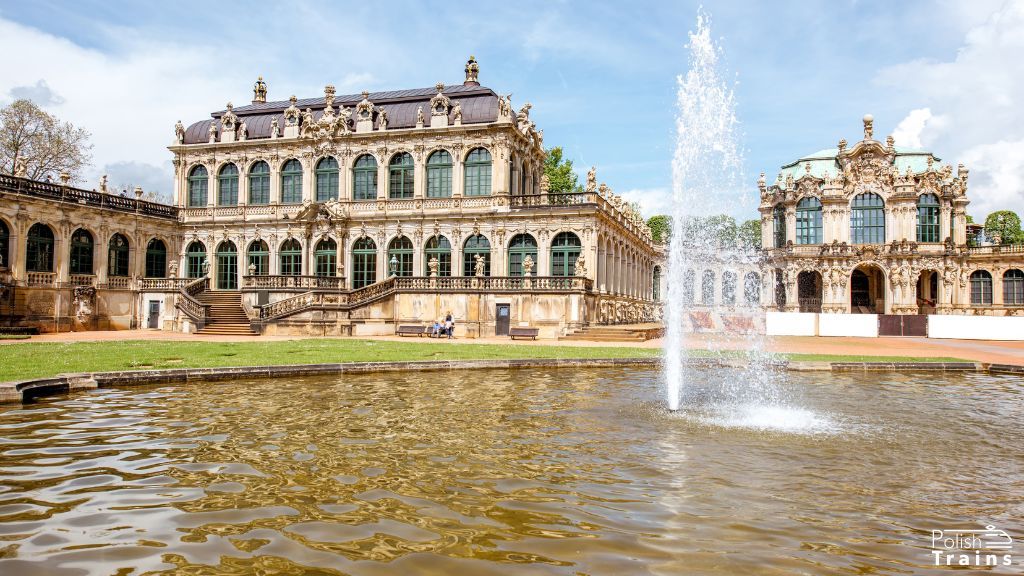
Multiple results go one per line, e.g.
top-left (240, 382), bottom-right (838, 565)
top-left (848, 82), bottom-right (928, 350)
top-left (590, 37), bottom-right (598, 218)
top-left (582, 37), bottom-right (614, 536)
top-left (761, 114), bottom-right (1024, 316)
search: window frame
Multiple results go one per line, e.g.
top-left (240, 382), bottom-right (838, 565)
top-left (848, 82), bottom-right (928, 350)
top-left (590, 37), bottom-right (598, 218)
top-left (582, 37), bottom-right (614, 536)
top-left (464, 148), bottom-right (492, 196)
top-left (145, 238), bottom-right (167, 278)
top-left (352, 155), bottom-right (378, 201)
top-left (462, 234), bottom-right (491, 276)
top-left (279, 239), bottom-right (302, 276)
top-left (315, 157), bottom-right (339, 202)
top-left (851, 193), bottom-right (886, 244)
top-left (970, 270), bottom-right (993, 306)
top-left (352, 238), bottom-right (377, 288)
top-left (280, 159), bottom-right (303, 204)
top-left (795, 197), bottom-right (822, 245)
top-left (507, 233), bottom-right (538, 277)
top-left (916, 193), bottom-right (941, 243)
top-left (426, 150), bottom-right (453, 198)
top-left (550, 232), bottom-right (582, 277)
top-left (388, 153), bottom-right (415, 199)
top-left (248, 161), bottom-right (270, 205)
top-left (187, 165), bottom-right (208, 207)
top-left (217, 164), bottom-right (239, 206)
top-left (108, 234), bottom-right (130, 278)
top-left (314, 238), bottom-right (338, 277)
top-left (424, 235), bottom-right (452, 276)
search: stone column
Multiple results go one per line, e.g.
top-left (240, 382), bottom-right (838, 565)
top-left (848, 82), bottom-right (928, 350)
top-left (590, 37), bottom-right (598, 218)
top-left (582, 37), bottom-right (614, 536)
top-left (377, 161), bottom-right (389, 200)
top-left (537, 234), bottom-right (550, 277)
top-left (96, 232), bottom-right (109, 285)
top-left (452, 155), bottom-right (464, 198)
top-left (270, 163), bottom-right (281, 205)
top-left (10, 221), bottom-right (24, 283)
top-left (413, 155), bottom-right (425, 199)
top-left (302, 158), bottom-right (313, 204)
top-left (785, 207), bottom-right (796, 245)
top-left (206, 171), bottom-right (216, 208)
top-left (238, 168), bottom-right (248, 207)
top-left (339, 157), bottom-right (349, 201)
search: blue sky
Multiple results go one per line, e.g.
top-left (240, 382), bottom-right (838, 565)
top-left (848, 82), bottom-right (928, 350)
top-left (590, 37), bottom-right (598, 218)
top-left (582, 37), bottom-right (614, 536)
top-left (1, 0), bottom-right (1021, 220)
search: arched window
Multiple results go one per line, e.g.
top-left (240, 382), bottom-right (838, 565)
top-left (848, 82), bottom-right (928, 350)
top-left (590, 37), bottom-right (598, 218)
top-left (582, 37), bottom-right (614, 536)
top-left (796, 197), bottom-right (822, 245)
top-left (145, 239), bottom-right (166, 278)
top-left (215, 241), bottom-right (238, 290)
top-left (26, 223), bottom-right (54, 272)
top-left (464, 148), bottom-right (492, 196)
top-left (247, 240), bottom-right (269, 276)
top-left (218, 164), bottom-right (239, 206)
top-left (722, 271), bottom-right (737, 305)
top-left (652, 266), bottom-right (661, 300)
top-left (744, 272), bottom-right (761, 306)
top-left (1004, 269), bottom-right (1024, 306)
top-left (773, 204), bottom-right (786, 248)
top-left (550, 232), bottom-right (582, 277)
top-left (426, 150), bottom-right (453, 198)
top-left (280, 159), bottom-right (303, 204)
top-left (108, 234), bottom-right (130, 277)
top-left (352, 238), bottom-right (377, 288)
top-left (187, 165), bottom-right (208, 207)
top-left (507, 233), bottom-right (538, 276)
top-left (69, 229), bottom-right (94, 275)
top-left (0, 219), bottom-right (9, 269)
top-left (682, 269), bottom-right (695, 305)
top-left (389, 153), bottom-right (414, 199)
top-left (315, 157), bottom-right (339, 202)
top-left (387, 236), bottom-right (413, 277)
top-left (424, 235), bottom-right (452, 276)
top-left (185, 241), bottom-right (206, 279)
top-left (249, 161), bottom-right (270, 205)
top-left (315, 238), bottom-right (337, 277)
top-left (970, 270), bottom-right (993, 306)
top-left (353, 155), bottom-right (378, 200)
top-left (917, 193), bottom-right (940, 243)
top-left (701, 270), bottom-right (715, 305)
top-left (851, 193), bottom-right (885, 244)
top-left (463, 234), bottom-right (491, 276)
top-left (279, 239), bottom-right (302, 276)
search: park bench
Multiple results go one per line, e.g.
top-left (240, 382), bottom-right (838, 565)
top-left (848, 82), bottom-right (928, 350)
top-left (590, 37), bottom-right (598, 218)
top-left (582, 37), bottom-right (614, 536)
top-left (509, 327), bottom-right (540, 340)
top-left (396, 325), bottom-right (427, 337)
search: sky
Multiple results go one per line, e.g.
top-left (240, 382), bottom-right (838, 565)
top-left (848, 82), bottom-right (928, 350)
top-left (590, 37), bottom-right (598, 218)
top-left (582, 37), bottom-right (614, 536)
top-left (0, 0), bottom-right (1021, 222)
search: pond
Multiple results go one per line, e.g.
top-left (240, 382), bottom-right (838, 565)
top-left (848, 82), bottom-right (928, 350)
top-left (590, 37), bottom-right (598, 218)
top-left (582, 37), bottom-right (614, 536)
top-left (0, 367), bottom-right (1021, 574)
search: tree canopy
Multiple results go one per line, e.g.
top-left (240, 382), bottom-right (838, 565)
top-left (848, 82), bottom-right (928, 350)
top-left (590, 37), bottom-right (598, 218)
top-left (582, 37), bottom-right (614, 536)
top-left (543, 146), bottom-right (582, 194)
top-left (984, 210), bottom-right (1023, 245)
top-left (644, 213), bottom-right (761, 249)
top-left (646, 215), bottom-right (671, 243)
top-left (1, 99), bottom-right (92, 183)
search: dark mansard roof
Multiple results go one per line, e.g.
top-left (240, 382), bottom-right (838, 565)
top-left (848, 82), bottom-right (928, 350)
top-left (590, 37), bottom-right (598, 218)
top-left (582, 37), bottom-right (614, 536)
top-left (182, 83), bottom-right (500, 145)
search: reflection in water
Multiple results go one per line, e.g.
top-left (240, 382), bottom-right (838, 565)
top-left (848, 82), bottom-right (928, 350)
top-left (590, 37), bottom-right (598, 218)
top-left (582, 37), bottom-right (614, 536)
top-left (0, 368), bottom-right (1022, 574)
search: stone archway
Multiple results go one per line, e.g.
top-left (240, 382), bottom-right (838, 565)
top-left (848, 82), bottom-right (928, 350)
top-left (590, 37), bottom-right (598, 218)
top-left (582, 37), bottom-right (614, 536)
top-left (797, 271), bottom-right (822, 313)
top-left (916, 269), bottom-right (939, 314)
top-left (851, 264), bottom-right (885, 314)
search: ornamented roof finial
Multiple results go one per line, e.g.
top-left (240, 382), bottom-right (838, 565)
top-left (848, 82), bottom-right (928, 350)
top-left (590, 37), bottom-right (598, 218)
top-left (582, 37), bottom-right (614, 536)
top-left (862, 113), bottom-right (874, 140)
top-left (324, 85), bottom-right (336, 107)
top-left (838, 138), bottom-right (847, 153)
top-left (465, 55), bottom-right (479, 85)
top-left (253, 76), bottom-right (267, 104)
top-left (886, 134), bottom-right (895, 150)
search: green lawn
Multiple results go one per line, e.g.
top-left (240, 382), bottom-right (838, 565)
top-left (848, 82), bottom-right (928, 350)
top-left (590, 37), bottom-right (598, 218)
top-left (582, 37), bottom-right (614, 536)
top-left (0, 339), bottom-right (969, 382)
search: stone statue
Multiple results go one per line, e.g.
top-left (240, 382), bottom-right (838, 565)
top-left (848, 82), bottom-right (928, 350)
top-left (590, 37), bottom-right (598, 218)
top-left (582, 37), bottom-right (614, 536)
top-left (574, 253), bottom-right (587, 277)
top-left (284, 95), bottom-right (300, 126)
top-left (169, 261), bottom-right (179, 277)
top-left (377, 107), bottom-right (388, 131)
top-left (516, 102), bottom-right (533, 134)
top-left (452, 101), bottom-right (462, 122)
top-left (474, 254), bottom-right (486, 277)
top-left (356, 91), bottom-right (374, 120)
top-left (174, 120), bottom-right (185, 144)
top-left (428, 257), bottom-right (439, 277)
top-left (465, 55), bottom-right (479, 84)
top-left (522, 254), bottom-right (534, 276)
top-left (13, 156), bottom-right (26, 177)
top-left (586, 166), bottom-right (597, 193)
top-left (270, 116), bottom-right (279, 137)
top-left (202, 258), bottom-right (211, 277)
top-left (247, 262), bottom-right (256, 276)
top-left (416, 106), bottom-right (425, 126)
top-left (100, 174), bottom-right (108, 193)
top-left (863, 113), bottom-right (873, 140)
top-left (207, 122), bottom-right (217, 143)
top-left (238, 121), bottom-right (248, 141)
top-left (301, 108), bottom-right (314, 128)
top-left (430, 82), bottom-right (450, 116)
top-left (497, 93), bottom-right (512, 118)
top-left (539, 174), bottom-right (550, 194)
top-left (220, 102), bottom-right (237, 130)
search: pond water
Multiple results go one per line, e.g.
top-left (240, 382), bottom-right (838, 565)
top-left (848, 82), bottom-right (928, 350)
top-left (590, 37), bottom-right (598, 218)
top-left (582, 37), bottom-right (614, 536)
top-left (0, 367), bottom-right (1022, 575)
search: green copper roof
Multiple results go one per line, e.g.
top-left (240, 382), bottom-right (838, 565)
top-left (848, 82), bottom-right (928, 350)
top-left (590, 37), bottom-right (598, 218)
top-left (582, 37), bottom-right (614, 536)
top-left (775, 145), bottom-right (945, 183)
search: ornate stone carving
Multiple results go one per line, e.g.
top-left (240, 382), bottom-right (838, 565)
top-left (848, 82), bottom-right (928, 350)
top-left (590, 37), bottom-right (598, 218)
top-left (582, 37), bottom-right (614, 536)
top-left (452, 101), bottom-right (462, 124)
top-left (253, 76), bottom-right (267, 103)
top-left (474, 254), bottom-right (486, 277)
top-left (221, 103), bottom-right (238, 132)
top-left (416, 106), bottom-right (424, 128)
top-left (284, 95), bottom-right (300, 126)
top-left (465, 55), bottom-right (479, 84)
top-left (377, 106), bottom-right (388, 131)
top-left (430, 83), bottom-right (450, 117)
top-left (207, 122), bottom-right (217, 143)
top-left (574, 253), bottom-right (588, 277)
top-left (586, 166), bottom-right (597, 193)
top-left (862, 113), bottom-right (873, 140)
top-left (522, 254), bottom-right (534, 276)
top-left (174, 120), bottom-right (185, 144)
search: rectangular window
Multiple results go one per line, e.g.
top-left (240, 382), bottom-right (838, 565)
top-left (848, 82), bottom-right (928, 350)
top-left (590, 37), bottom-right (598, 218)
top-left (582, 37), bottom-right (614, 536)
top-left (353, 254), bottom-right (376, 288)
top-left (280, 254), bottom-right (301, 276)
top-left (917, 207), bottom-right (940, 242)
top-left (971, 277), bottom-right (992, 305)
top-left (218, 179), bottom-right (238, 205)
top-left (464, 164), bottom-right (492, 196)
top-left (316, 172), bottom-right (338, 202)
top-left (248, 254), bottom-right (268, 276)
top-left (796, 209), bottom-right (822, 244)
top-left (354, 171), bottom-right (377, 200)
top-left (427, 166), bottom-right (452, 197)
top-left (315, 253), bottom-right (336, 277)
top-left (281, 175), bottom-right (302, 204)
top-left (249, 176), bottom-right (269, 204)
top-left (852, 208), bottom-right (885, 244)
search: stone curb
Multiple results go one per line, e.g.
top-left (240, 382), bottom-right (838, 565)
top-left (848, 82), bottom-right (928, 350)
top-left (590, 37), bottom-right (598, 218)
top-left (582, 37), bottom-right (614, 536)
top-left (1, 357), bottom-right (1020, 404)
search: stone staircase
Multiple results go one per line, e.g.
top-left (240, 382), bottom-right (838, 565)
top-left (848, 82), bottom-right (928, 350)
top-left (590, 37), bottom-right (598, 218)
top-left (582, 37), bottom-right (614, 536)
top-left (196, 291), bottom-right (257, 336)
top-left (559, 326), bottom-right (648, 343)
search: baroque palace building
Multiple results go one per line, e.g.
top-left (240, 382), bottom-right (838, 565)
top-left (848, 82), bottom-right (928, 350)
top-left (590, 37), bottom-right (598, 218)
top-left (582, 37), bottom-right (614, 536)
top-left (0, 58), bottom-right (663, 337)
top-left (760, 114), bottom-right (1024, 318)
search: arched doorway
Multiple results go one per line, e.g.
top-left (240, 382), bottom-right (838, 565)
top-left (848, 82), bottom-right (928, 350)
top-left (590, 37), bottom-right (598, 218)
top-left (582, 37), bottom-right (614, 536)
top-left (215, 241), bottom-right (238, 290)
top-left (916, 270), bottom-right (939, 314)
top-left (797, 271), bottom-right (822, 313)
top-left (851, 264), bottom-right (885, 313)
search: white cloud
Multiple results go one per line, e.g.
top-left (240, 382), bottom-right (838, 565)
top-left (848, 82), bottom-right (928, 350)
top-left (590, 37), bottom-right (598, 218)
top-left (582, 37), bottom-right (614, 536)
top-left (9, 79), bottom-right (65, 106)
top-left (619, 187), bottom-right (672, 218)
top-left (877, 0), bottom-right (1024, 217)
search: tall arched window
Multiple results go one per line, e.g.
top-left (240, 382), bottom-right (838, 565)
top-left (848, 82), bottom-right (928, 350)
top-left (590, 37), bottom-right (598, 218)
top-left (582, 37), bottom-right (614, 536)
top-left (682, 269), bottom-right (695, 305)
top-left (970, 270), bottom-right (992, 306)
top-left (187, 165), bottom-right (208, 207)
top-left (550, 232), bottom-right (582, 277)
top-left (507, 233), bottom-right (538, 276)
top-left (744, 272), bottom-right (761, 306)
top-left (389, 153), bottom-right (414, 199)
top-left (796, 197), bottom-right (822, 245)
top-left (215, 241), bottom-right (238, 290)
top-left (722, 271), bottom-right (737, 305)
top-left (652, 266), bottom-right (662, 300)
top-left (352, 238), bottom-right (377, 288)
top-left (701, 270), bottom-right (715, 305)
top-left (1004, 269), bottom-right (1024, 306)
top-left (387, 236), bottom-right (413, 276)
top-left (69, 229), bottom-right (94, 275)
top-left (279, 239), bottom-right (302, 276)
top-left (247, 240), bottom-right (269, 276)
top-left (315, 238), bottom-right (337, 277)
top-left (0, 219), bottom-right (9, 269)
top-left (315, 157), bottom-right (339, 202)
top-left (218, 163), bottom-right (239, 205)
top-left (773, 204), bottom-right (786, 248)
top-left (851, 193), bottom-right (885, 244)
top-left (917, 193), bottom-right (940, 243)
top-left (26, 223), bottom-right (54, 272)
top-left (424, 235), bottom-right (452, 276)
top-left (426, 150), bottom-right (453, 198)
top-left (108, 234), bottom-right (130, 277)
top-left (463, 234), bottom-right (491, 276)
top-left (185, 241), bottom-right (206, 279)
top-left (280, 159), bottom-right (303, 204)
top-left (353, 155), bottom-right (377, 200)
top-left (249, 161), bottom-right (270, 205)
top-left (464, 148), bottom-right (492, 196)
top-left (145, 239), bottom-right (166, 278)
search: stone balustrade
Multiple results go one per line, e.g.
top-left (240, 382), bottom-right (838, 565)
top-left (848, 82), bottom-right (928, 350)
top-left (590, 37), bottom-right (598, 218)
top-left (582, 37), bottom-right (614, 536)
top-left (0, 174), bottom-right (177, 219)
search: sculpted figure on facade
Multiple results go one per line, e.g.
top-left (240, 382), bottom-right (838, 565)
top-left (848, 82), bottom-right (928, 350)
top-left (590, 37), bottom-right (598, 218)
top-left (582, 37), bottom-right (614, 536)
top-left (174, 120), bottom-right (185, 144)
top-left (464, 55), bottom-right (479, 83)
top-left (377, 107), bottom-right (388, 131)
top-left (430, 83), bottom-right (450, 117)
top-left (238, 121), bottom-right (248, 141)
top-left (522, 254), bottom-right (534, 276)
top-left (428, 257), bottom-right (439, 277)
top-left (474, 254), bottom-right (486, 277)
top-left (517, 103), bottom-right (533, 134)
top-left (574, 253), bottom-right (588, 277)
top-left (221, 103), bottom-right (237, 132)
top-left (270, 116), bottom-right (279, 138)
top-left (497, 94), bottom-right (512, 119)
top-left (415, 106), bottom-right (425, 127)
top-left (284, 95), bottom-right (300, 126)
top-left (586, 166), bottom-right (597, 193)
top-left (452, 101), bottom-right (462, 122)
top-left (207, 122), bottom-right (217, 143)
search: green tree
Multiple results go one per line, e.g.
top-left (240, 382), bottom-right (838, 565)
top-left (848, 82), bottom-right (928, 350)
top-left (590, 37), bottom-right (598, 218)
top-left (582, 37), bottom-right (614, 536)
top-left (984, 210), bottom-right (1024, 245)
top-left (704, 214), bottom-right (737, 247)
top-left (647, 215), bottom-right (672, 243)
top-left (543, 147), bottom-right (582, 194)
top-left (738, 219), bottom-right (761, 249)
top-left (1, 99), bottom-right (92, 182)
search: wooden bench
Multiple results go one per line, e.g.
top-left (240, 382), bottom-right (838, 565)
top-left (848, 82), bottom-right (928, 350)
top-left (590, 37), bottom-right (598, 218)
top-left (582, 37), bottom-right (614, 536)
top-left (396, 325), bottom-right (427, 337)
top-left (509, 327), bottom-right (540, 340)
